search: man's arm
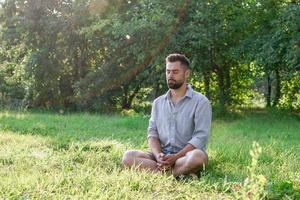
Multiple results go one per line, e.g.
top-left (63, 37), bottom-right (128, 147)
top-left (148, 137), bottom-right (163, 159)
top-left (187, 98), bottom-right (212, 150)
top-left (174, 144), bottom-right (195, 159)
top-left (149, 136), bottom-right (170, 170)
top-left (147, 100), bottom-right (166, 165)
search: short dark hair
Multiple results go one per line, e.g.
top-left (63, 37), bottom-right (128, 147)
top-left (166, 53), bottom-right (190, 69)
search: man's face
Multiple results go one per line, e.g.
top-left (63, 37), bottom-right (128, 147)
top-left (166, 61), bottom-right (190, 89)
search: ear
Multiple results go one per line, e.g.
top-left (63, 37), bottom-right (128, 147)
top-left (185, 69), bottom-right (190, 79)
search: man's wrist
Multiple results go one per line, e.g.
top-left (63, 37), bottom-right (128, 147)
top-left (174, 153), bottom-right (181, 160)
top-left (175, 144), bottom-right (196, 159)
top-left (174, 150), bottom-right (187, 160)
top-left (154, 152), bottom-right (162, 159)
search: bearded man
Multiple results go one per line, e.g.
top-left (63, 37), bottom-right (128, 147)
top-left (122, 53), bottom-right (212, 177)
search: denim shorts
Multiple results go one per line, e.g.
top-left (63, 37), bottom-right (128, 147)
top-left (145, 146), bottom-right (181, 161)
top-left (162, 146), bottom-right (181, 155)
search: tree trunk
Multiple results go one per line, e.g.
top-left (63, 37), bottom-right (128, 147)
top-left (272, 69), bottom-right (281, 107)
top-left (203, 71), bottom-right (211, 100)
top-left (266, 73), bottom-right (271, 107)
top-left (126, 83), bottom-right (143, 109)
top-left (121, 85), bottom-right (130, 109)
top-left (216, 67), bottom-right (226, 112)
top-left (154, 82), bottom-right (161, 98)
top-left (121, 78), bottom-right (144, 109)
top-left (224, 65), bottom-right (231, 106)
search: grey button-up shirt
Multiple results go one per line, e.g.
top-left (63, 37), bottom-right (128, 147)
top-left (147, 84), bottom-right (212, 153)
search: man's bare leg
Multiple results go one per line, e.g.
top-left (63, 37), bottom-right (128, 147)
top-left (172, 149), bottom-right (208, 176)
top-left (122, 150), bottom-right (158, 172)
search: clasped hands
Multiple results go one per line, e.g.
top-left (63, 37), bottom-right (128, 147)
top-left (155, 152), bottom-right (178, 171)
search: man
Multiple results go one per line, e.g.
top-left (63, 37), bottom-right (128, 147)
top-left (122, 53), bottom-right (212, 177)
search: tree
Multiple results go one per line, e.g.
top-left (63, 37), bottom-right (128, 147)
top-left (251, 0), bottom-right (300, 109)
top-left (168, 0), bottom-right (257, 112)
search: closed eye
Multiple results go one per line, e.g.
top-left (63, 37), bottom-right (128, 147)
top-left (166, 70), bottom-right (179, 74)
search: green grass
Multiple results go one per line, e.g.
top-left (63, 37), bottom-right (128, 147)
top-left (0, 109), bottom-right (299, 199)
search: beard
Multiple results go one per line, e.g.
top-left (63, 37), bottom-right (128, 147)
top-left (167, 79), bottom-right (184, 89)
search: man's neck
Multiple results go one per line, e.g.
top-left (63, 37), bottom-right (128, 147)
top-left (170, 83), bottom-right (188, 101)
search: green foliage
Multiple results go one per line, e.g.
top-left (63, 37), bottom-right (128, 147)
top-left (74, 0), bottom-right (184, 111)
top-left (233, 142), bottom-right (267, 199)
top-left (279, 72), bottom-right (300, 110)
top-left (248, 0), bottom-right (300, 109)
top-left (0, 0), bottom-right (299, 112)
top-left (168, 0), bottom-right (262, 110)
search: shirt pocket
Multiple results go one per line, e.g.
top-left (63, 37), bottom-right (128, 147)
top-left (177, 111), bottom-right (194, 140)
top-left (157, 115), bottom-right (171, 138)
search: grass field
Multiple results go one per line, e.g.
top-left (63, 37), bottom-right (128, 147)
top-left (0, 109), bottom-right (299, 199)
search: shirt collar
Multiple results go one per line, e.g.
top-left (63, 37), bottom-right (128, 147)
top-left (163, 84), bottom-right (194, 100)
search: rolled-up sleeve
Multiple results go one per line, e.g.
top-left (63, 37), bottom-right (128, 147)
top-left (188, 98), bottom-right (212, 150)
top-left (147, 100), bottom-right (159, 139)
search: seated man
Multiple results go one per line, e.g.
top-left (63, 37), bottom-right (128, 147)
top-left (122, 53), bottom-right (212, 177)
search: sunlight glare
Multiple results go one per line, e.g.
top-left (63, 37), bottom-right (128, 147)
top-left (125, 34), bottom-right (131, 40)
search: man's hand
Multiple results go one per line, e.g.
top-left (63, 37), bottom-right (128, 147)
top-left (155, 153), bottom-right (170, 171)
top-left (155, 153), bottom-right (179, 171)
top-left (155, 153), bottom-right (164, 161)
top-left (163, 154), bottom-right (178, 167)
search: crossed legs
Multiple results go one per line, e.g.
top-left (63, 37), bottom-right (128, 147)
top-left (122, 150), bottom-right (159, 172)
top-left (122, 149), bottom-right (208, 176)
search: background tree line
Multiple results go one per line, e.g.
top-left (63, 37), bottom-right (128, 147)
top-left (0, 0), bottom-right (299, 113)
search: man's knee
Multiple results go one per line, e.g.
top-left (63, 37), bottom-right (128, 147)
top-left (186, 149), bottom-right (208, 168)
top-left (122, 150), bottom-right (138, 167)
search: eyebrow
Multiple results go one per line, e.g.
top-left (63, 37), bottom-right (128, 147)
top-left (166, 69), bottom-right (180, 71)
